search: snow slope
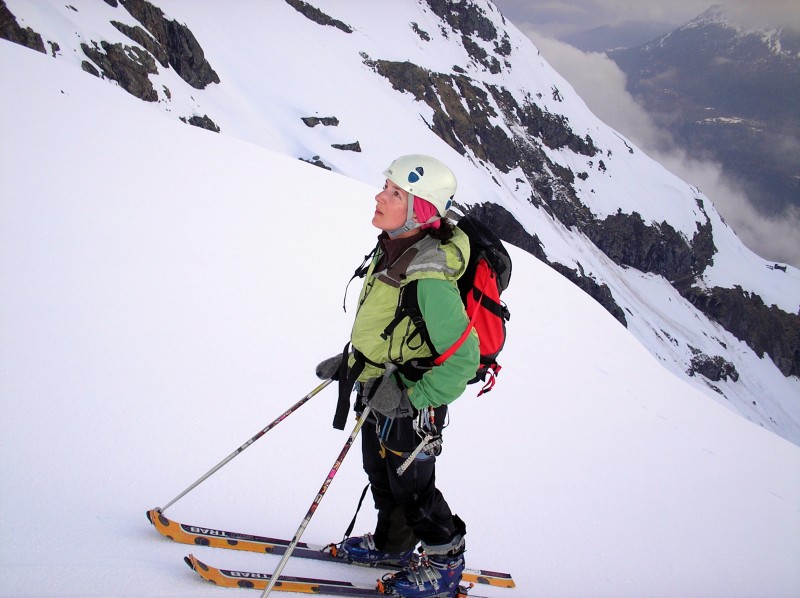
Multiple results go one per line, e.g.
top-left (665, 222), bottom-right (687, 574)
top-left (2, 38), bottom-right (800, 598)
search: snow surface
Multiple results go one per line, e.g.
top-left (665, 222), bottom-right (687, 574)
top-left (2, 35), bottom-right (800, 598)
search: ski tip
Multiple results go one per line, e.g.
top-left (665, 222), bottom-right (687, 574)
top-left (184, 554), bottom-right (210, 574)
top-left (145, 507), bottom-right (162, 525)
top-left (146, 507), bottom-right (171, 530)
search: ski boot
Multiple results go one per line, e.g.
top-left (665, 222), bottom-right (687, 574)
top-left (377, 534), bottom-right (466, 598)
top-left (332, 533), bottom-right (414, 567)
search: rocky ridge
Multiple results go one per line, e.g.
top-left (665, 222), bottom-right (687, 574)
top-left (1, 0), bottom-right (220, 131)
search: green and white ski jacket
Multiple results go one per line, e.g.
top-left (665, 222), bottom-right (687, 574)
top-left (350, 228), bottom-right (479, 409)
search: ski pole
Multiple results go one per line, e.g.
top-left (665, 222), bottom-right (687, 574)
top-left (156, 379), bottom-right (333, 514)
top-left (260, 405), bottom-right (372, 597)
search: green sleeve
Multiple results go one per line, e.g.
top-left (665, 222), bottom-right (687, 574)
top-left (407, 278), bottom-right (480, 408)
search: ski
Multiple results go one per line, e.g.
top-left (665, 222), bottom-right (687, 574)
top-left (184, 553), bottom-right (485, 597)
top-left (147, 508), bottom-right (514, 588)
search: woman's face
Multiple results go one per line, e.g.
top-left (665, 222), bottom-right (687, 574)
top-left (373, 179), bottom-right (411, 233)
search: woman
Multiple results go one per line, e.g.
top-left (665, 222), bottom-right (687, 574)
top-left (316, 154), bottom-right (479, 598)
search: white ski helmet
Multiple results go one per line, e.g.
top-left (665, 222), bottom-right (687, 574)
top-left (382, 154), bottom-right (457, 237)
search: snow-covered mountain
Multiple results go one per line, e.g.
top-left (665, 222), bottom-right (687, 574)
top-left (9, 0), bottom-right (796, 445)
top-left (2, 0), bottom-right (798, 443)
top-left (2, 2), bottom-right (800, 597)
top-left (3, 0), bottom-right (800, 449)
top-left (4, 0), bottom-right (800, 426)
top-left (608, 4), bottom-right (800, 220)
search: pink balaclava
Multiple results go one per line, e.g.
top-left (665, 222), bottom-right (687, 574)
top-left (413, 196), bottom-right (441, 230)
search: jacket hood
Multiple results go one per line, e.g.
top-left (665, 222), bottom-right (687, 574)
top-left (374, 227), bottom-right (470, 288)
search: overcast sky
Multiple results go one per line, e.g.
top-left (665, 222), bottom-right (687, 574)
top-left (492, 0), bottom-right (800, 267)
top-left (492, 0), bottom-right (800, 38)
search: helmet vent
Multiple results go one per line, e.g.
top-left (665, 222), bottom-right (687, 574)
top-left (408, 166), bottom-right (424, 183)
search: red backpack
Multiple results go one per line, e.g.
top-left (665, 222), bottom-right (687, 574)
top-left (385, 213), bottom-right (512, 395)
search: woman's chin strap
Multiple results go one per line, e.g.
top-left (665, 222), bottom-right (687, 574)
top-left (386, 192), bottom-right (420, 239)
top-left (386, 193), bottom-right (440, 239)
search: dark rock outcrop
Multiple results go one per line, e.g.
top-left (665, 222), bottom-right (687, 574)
top-left (1, 0), bottom-right (219, 107)
top-left (81, 60), bottom-right (100, 77)
top-left (180, 114), bottom-right (220, 132)
top-left (300, 155), bottom-right (332, 170)
top-left (462, 34), bottom-right (501, 73)
top-left (81, 40), bottom-right (158, 101)
top-left (466, 202), bottom-right (546, 262)
top-left (683, 285), bottom-right (800, 377)
top-left (688, 348), bottom-right (740, 382)
top-left (302, 116), bottom-right (339, 127)
top-left (490, 85), bottom-right (598, 156)
top-left (366, 60), bottom-right (516, 171)
top-left (586, 211), bottom-right (696, 283)
top-left (331, 141), bottom-right (361, 152)
top-left (110, 20), bottom-right (168, 67)
top-left (119, 0), bottom-right (219, 89)
top-left (0, 0), bottom-right (45, 53)
top-left (425, 0), bottom-right (498, 42)
top-left (467, 202), bottom-right (628, 326)
top-left (367, 57), bottom-right (597, 174)
top-left (284, 0), bottom-right (352, 33)
top-left (411, 22), bottom-right (431, 42)
top-left (425, 0), bottom-right (512, 72)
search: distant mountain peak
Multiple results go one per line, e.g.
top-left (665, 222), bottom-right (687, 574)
top-left (684, 3), bottom-right (800, 53)
top-left (681, 4), bottom-right (741, 36)
top-left (694, 4), bottom-right (729, 24)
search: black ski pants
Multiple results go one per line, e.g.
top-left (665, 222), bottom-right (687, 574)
top-left (360, 407), bottom-right (460, 553)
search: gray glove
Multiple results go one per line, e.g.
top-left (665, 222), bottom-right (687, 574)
top-left (362, 366), bottom-right (414, 419)
top-left (316, 353), bottom-right (344, 381)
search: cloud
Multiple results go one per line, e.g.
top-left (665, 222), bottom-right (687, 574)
top-left (655, 150), bottom-right (800, 268)
top-left (528, 37), bottom-right (666, 146)
top-left (519, 32), bottom-right (800, 267)
top-left (723, 0), bottom-right (800, 30)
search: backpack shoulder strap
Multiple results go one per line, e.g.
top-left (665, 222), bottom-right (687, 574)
top-left (381, 279), bottom-right (431, 345)
top-left (377, 280), bottom-right (440, 383)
